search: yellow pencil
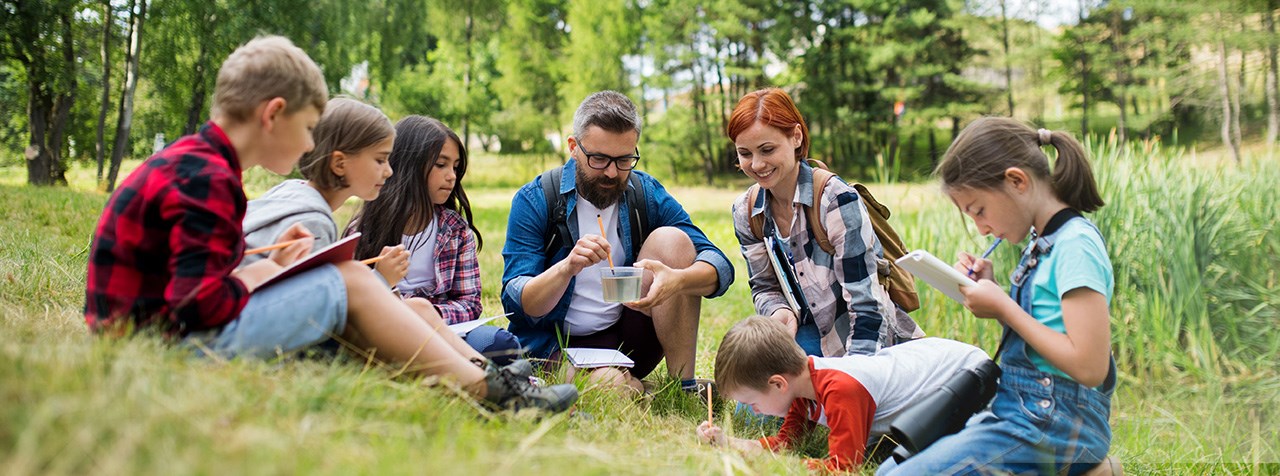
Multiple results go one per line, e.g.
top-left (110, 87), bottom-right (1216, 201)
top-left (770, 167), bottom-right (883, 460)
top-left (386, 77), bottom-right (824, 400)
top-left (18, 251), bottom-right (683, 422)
top-left (243, 237), bottom-right (314, 256)
top-left (597, 214), bottom-right (616, 270)
top-left (360, 255), bottom-right (386, 266)
top-left (707, 384), bottom-right (713, 425)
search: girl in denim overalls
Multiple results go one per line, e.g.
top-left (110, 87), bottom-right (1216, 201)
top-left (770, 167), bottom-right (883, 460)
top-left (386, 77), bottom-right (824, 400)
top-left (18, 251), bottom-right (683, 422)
top-left (879, 117), bottom-right (1116, 475)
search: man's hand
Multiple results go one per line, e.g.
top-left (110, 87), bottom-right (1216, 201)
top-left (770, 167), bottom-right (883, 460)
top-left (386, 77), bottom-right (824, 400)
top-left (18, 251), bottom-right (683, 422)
top-left (559, 234), bottom-right (611, 276)
top-left (374, 245), bottom-right (410, 285)
top-left (625, 259), bottom-right (679, 311)
top-left (269, 223), bottom-right (314, 267)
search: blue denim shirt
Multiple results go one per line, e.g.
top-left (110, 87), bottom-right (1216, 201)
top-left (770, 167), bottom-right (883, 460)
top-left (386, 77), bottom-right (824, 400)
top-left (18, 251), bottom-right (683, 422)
top-left (501, 158), bottom-right (735, 358)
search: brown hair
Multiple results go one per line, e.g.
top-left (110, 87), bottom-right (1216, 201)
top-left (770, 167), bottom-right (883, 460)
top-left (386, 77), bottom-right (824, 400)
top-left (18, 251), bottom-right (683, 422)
top-left (349, 116), bottom-right (481, 259)
top-left (937, 117), bottom-right (1104, 213)
top-left (714, 315), bottom-right (808, 393)
top-left (726, 88), bottom-right (810, 160)
top-left (298, 98), bottom-right (394, 190)
top-left (211, 35), bottom-right (328, 123)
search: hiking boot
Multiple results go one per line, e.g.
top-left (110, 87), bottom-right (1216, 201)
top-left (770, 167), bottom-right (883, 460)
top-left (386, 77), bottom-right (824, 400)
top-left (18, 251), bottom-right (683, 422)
top-left (501, 359), bottom-right (534, 381)
top-left (483, 361), bottom-right (578, 412)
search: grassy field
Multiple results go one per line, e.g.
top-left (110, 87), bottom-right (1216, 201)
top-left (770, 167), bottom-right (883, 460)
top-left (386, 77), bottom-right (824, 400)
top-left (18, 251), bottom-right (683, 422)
top-left (2, 137), bottom-right (1278, 475)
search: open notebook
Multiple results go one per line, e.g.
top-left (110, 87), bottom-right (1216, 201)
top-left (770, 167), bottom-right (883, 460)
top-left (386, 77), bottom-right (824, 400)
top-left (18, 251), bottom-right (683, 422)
top-left (255, 233), bottom-right (361, 291)
top-left (563, 348), bottom-right (635, 369)
top-left (894, 249), bottom-right (977, 304)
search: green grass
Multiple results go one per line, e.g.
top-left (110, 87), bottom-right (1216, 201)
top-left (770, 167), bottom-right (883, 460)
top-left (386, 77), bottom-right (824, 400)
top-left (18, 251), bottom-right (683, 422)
top-left (2, 138), bottom-right (1278, 474)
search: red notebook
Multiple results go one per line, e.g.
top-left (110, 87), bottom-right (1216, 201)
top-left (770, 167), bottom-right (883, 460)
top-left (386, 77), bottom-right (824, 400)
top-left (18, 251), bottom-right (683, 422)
top-left (255, 233), bottom-right (361, 291)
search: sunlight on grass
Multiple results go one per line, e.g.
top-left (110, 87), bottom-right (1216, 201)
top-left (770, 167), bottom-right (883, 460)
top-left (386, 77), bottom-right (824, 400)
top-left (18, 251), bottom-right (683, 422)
top-left (1, 136), bottom-right (1278, 474)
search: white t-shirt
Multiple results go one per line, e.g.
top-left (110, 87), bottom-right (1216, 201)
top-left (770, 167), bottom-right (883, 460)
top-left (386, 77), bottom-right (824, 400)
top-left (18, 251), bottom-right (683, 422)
top-left (563, 195), bottom-right (627, 336)
top-left (398, 217), bottom-right (439, 294)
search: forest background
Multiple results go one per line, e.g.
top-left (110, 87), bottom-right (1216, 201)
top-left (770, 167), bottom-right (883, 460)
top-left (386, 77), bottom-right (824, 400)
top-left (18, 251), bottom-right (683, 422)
top-left (2, 0), bottom-right (1279, 474)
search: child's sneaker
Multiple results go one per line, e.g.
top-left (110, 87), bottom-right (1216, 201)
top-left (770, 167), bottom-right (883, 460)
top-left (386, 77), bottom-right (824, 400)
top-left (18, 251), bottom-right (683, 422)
top-left (483, 362), bottom-right (578, 412)
top-left (501, 359), bottom-right (534, 380)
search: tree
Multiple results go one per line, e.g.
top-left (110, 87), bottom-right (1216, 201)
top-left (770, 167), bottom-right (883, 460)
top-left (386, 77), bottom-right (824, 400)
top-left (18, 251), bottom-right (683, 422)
top-left (105, 0), bottom-right (148, 192)
top-left (492, 0), bottom-right (567, 153)
top-left (94, 0), bottom-right (113, 184)
top-left (1, 0), bottom-right (85, 185)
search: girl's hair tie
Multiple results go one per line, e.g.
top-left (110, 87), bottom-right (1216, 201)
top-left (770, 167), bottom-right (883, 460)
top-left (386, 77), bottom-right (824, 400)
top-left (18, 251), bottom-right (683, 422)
top-left (1037, 128), bottom-right (1052, 146)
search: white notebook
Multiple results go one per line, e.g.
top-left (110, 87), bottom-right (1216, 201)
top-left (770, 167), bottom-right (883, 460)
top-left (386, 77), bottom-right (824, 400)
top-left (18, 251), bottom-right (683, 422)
top-left (894, 249), bottom-right (977, 304)
top-left (563, 348), bottom-right (635, 369)
top-left (446, 313), bottom-right (511, 336)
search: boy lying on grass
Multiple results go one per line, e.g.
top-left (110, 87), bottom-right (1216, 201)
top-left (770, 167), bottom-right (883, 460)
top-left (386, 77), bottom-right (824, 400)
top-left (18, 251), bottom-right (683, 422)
top-left (696, 315), bottom-right (990, 472)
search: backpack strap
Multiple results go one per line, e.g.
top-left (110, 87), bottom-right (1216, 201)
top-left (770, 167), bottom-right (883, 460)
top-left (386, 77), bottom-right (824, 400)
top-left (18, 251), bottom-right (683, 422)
top-left (623, 172), bottom-right (649, 258)
top-left (805, 168), bottom-right (837, 255)
top-left (746, 184), bottom-right (766, 241)
top-left (539, 167), bottom-right (571, 258)
top-left (541, 166), bottom-right (651, 261)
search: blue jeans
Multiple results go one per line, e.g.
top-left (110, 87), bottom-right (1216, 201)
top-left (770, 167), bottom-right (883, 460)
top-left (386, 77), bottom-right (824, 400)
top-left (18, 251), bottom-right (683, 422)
top-left (184, 264), bottom-right (348, 359)
top-left (463, 325), bottom-right (524, 366)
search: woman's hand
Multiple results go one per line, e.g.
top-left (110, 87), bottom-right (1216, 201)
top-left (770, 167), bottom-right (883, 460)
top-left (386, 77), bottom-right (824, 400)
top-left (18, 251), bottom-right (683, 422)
top-left (375, 245), bottom-right (410, 286)
top-left (268, 223), bottom-right (314, 267)
top-left (770, 308), bottom-right (799, 336)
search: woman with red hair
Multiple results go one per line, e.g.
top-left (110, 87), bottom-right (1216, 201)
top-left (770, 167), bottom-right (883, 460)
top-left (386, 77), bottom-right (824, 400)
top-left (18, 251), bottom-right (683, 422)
top-left (728, 88), bottom-right (922, 357)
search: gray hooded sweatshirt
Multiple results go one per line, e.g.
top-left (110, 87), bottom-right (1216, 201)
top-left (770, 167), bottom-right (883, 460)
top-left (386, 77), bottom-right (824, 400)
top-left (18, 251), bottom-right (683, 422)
top-left (241, 179), bottom-right (337, 266)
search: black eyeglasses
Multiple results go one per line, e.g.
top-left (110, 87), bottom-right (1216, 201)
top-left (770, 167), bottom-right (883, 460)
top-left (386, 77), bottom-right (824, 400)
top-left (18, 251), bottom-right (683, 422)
top-left (577, 142), bottom-right (641, 171)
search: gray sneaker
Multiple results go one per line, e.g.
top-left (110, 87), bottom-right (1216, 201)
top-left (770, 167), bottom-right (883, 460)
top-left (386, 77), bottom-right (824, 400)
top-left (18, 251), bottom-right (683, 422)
top-left (483, 362), bottom-right (578, 412)
top-left (501, 359), bottom-right (535, 380)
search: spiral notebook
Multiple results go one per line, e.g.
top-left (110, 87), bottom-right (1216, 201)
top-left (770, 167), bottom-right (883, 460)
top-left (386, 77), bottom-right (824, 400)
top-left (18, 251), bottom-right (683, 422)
top-left (894, 249), bottom-right (977, 304)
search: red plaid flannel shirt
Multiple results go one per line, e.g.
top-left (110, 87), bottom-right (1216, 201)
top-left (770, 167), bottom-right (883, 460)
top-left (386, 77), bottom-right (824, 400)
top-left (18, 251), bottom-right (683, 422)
top-left (85, 122), bottom-right (250, 335)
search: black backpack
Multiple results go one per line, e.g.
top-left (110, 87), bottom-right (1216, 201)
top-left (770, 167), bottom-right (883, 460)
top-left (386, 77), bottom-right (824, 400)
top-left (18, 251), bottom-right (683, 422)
top-left (538, 166), bottom-right (651, 261)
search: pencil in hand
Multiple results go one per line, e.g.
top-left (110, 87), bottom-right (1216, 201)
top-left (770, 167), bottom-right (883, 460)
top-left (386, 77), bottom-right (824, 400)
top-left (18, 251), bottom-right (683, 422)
top-left (244, 236), bottom-right (316, 256)
top-left (360, 255), bottom-right (386, 266)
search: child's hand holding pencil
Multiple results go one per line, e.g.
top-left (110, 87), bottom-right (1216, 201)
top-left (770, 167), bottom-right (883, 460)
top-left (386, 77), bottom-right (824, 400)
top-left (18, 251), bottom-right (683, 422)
top-left (247, 223), bottom-right (315, 267)
top-left (366, 245), bottom-right (409, 286)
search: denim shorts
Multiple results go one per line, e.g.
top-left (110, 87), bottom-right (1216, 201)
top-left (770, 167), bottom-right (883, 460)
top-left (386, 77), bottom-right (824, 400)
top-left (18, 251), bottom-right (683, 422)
top-left (184, 264), bottom-right (348, 360)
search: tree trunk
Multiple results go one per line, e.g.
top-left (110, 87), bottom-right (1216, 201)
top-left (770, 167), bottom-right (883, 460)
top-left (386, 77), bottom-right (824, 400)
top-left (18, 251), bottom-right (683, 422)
top-left (1000, 0), bottom-right (1015, 116)
top-left (1217, 18), bottom-right (1242, 163)
top-left (25, 11), bottom-right (76, 186)
top-left (107, 0), bottom-right (147, 192)
top-left (1232, 19), bottom-right (1246, 155)
top-left (1268, 0), bottom-right (1279, 146)
top-left (184, 40), bottom-right (209, 135)
top-left (95, 0), bottom-right (113, 186)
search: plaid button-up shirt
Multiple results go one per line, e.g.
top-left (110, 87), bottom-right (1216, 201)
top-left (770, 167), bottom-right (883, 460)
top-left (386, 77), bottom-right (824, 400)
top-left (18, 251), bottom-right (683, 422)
top-left (85, 122), bottom-right (250, 335)
top-left (732, 163), bottom-right (908, 356)
top-left (402, 207), bottom-right (482, 325)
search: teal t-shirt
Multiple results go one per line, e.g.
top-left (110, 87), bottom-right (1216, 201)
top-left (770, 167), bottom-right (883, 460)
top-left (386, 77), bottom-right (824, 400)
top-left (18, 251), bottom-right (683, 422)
top-left (1024, 218), bottom-right (1114, 379)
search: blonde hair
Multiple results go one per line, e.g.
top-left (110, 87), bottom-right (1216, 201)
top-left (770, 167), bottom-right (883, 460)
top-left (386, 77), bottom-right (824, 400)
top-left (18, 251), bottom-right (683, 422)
top-left (299, 98), bottom-right (394, 190)
top-left (714, 315), bottom-right (808, 393)
top-left (211, 35), bottom-right (327, 123)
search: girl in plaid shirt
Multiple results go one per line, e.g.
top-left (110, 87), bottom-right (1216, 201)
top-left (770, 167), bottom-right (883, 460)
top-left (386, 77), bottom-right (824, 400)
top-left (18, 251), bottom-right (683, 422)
top-left (348, 117), bottom-right (522, 365)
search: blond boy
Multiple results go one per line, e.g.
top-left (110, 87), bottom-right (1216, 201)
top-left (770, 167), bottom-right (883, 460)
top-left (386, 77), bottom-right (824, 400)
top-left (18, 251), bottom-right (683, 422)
top-left (84, 35), bottom-right (575, 412)
top-left (697, 316), bottom-right (990, 471)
